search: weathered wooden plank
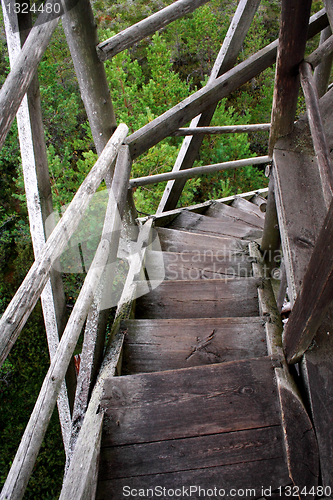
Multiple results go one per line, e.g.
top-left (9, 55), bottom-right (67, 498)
top-left (204, 201), bottom-right (265, 229)
top-left (231, 197), bottom-right (265, 219)
top-left (62, 0), bottom-right (116, 157)
top-left (146, 250), bottom-right (253, 281)
top-left (300, 61), bottom-right (333, 208)
top-left (156, 6), bottom-right (327, 214)
top-left (96, 0), bottom-right (211, 61)
top-left (0, 237), bottom-right (111, 500)
top-left (272, 147), bottom-right (326, 304)
top-left (166, 210), bottom-right (263, 240)
top-left (99, 425), bottom-right (283, 480)
top-left (314, 26), bottom-right (333, 98)
top-left (0, 1), bottom-right (59, 151)
top-left (121, 317), bottom-right (266, 374)
top-left (301, 307), bottom-right (333, 488)
top-left (2, 0), bottom-right (73, 449)
top-left (0, 124), bottom-right (128, 368)
top-left (249, 242), bottom-right (319, 491)
top-left (129, 156), bottom-right (270, 188)
top-left (156, 227), bottom-right (249, 255)
top-left (96, 458), bottom-right (291, 500)
top-left (101, 357), bottom-right (280, 446)
top-left (171, 123), bottom-right (271, 136)
top-left (268, 0), bottom-right (313, 154)
top-left (68, 146), bottom-right (133, 465)
top-left (283, 197), bottom-right (333, 363)
top-left (260, 177), bottom-right (281, 273)
top-left (135, 278), bottom-right (260, 319)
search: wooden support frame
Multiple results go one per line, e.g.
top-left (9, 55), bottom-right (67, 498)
top-left (61, 0), bottom-right (117, 157)
top-left (156, 0), bottom-right (262, 214)
top-left (268, 0), bottom-right (313, 155)
top-left (0, 0), bottom-right (60, 150)
top-left (0, 124), bottom-right (128, 368)
top-left (306, 31), bottom-right (333, 70)
top-left (60, 218), bottom-right (154, 499)
top-left (2, 0), bottom-right (73, 451)
top-left (126, 8), bottom-right (327, 162)
top-left (67, 146), bottom-right (133, 466)
top-left (96, 0), bottom-right (211, 61)
top-left (300, 61), bottom-right (333, 208)
top-left (129, 155), bottom-right (270, 188)
top-left (171, 123), bottom-right (271, 136)
top-left (313, 27), bottom-right (333, 97)
top-left (283, 197), bottom-right (333, 364)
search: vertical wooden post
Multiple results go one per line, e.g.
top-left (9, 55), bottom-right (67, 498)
top-left (2, 0), bottom-right (73, 452)
top-left (314, 26), bottom-right (333, 97)
top-left (156, 0), bottom-right (261, 214)
top-left (268, 0), bottom-right (313, 155)
top-left (61, 0), bottom-right (117, 156)
top-left (261, 176), bottom-right (281, 275)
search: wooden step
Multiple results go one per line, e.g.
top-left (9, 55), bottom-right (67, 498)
top-left (146, 250), bottom-right (253, 280)
top-left (156, 226), bottom-right (248, 255)
top-left (204, 201), bottom-right (265, 229)
top-left (121, 317), bottom-right (267, 374)
top-left (135, 277), bottom-right (260, 319)
top-left (166, 210), bottom-right (263, 240)
top-left (231, 196), bottom-right (266, 219)
top-left (97, 359), bottom-right (291, 498)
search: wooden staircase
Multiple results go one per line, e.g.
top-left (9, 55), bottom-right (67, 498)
top-left (96, 197), bottom-right (319, 499)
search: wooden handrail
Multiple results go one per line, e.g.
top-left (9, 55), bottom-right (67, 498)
top-left (299, 61), bottom-right (333, 208)
top-left (96, 0), bottom-right (211, 61)
top-left (0, 135), bottom-right (131, 500)
top-left (171, 124), bottom-right (271, 136)
top-left (126, 8), bottom-right (328, 160)
top-left (0, 0), bottom-right (60, 151)
top-left (283, 197), bottom-right (333, 364)
top-left (0, 124), bottom-right (128, 369)
top-left (129, 155), bottom-right (271, 188)
top-left (306, 32), bottom-right (333, 69)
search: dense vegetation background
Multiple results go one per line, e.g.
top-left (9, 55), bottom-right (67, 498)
top-left (0, 0), bottom-right (326, 497)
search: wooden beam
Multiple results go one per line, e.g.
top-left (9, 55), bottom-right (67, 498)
top-left (0, 0), bottom-right (59, 151)
top-left (61, 0), bottom-right (117, 157)
top-left (268, 0), bottom-right (313, 155)
top-left (0, 124), bottom-right (128, 369)
top-left (2, 0), bottom-right (75, 451)
top-left (261, 176), bottom-right (281, 274)
top-left (129, 155), bottom-right (270, 188)
top-left (300, 61), bottom-right (333, 208)
top-left (313, 26), bottom-right (333, 98)
top-left (0, 235), bottom-right (111, 500)
top-left (156, 0), bottom-right (261, 213)
top-left (307, 30), bottom-right (333, 71)
top-left (96, 0), bottom-right (211, 61)
top-left (283, 197), bottom-right (333, 364)
top-left (171, 123), bottom-right (271, 136)
top-left (126, 8), bottom-right (327, 162)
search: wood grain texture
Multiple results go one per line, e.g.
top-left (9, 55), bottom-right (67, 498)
top-left (156, 227), bottom-right (249, 255)
top-left (273, 147), bottom-right (326, 303)
top-left (97, 0), bottom-right (211, 60)
top-left (121, 317), bottom-right (267, 374)
top-left (231, 197), bottom-right (266, 219)
top-left (97, 458), bottom-right (291, 500)
top-left (101, 357), bottom-right (280, 446)
top-left (269, 0), bottom-right (312, 154)
top-left (283, 197), bottom-right (333, 363)
top-left (135, 277), bottom-right (260, 319)
top-left (166, 210), bottom-right (263, 240)
top-left (204, 201), bottom-right (265, 229)
top-left (98, 426), bottom-right (284, 480)
top-left (146, 250), bottom-right (253, 281)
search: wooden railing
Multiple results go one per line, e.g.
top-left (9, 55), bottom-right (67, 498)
top-left (0, 0), bottom-right (332, 498)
